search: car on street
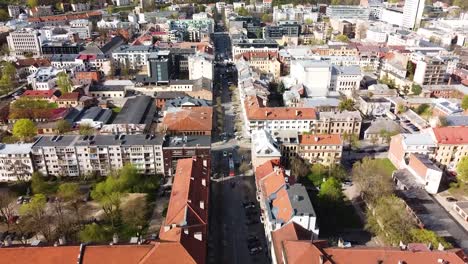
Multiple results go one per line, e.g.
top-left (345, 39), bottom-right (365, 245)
top-left (446, 197), bottom-right (458, 202)
top-left (249, 246), bottom-right (263, 255)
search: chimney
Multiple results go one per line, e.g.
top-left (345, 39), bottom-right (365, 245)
top-left (112, 233), bottom-right (119, 244)
top-left (437, 242), bottom-right (445, 251)
top-left (265, 110), bottom-right (268, 117)
top-left (59, 236), bottom-right (66, 245)
top-left (337, 238), bottom-right (344, 248)
top-left (200, 201), bottom-right (205, 209)
top-left (164, 225), bottom-right (170, 232)
top-left (399, 241), bottom-right (407, 250)
top-left (315, 136), bottom-right (319, 142)
top-left (203, 159), bottom-right (207, 167)
top-left (77, 243), bottom-right (86, 264)
top-left (202, 178), bottom-right (206, 186)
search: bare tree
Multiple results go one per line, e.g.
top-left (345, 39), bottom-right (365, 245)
top-left (0, 192), bottom-right (16, 231)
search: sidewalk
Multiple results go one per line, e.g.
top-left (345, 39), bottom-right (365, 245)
top-left (433, 191), bottom-right (468, 232)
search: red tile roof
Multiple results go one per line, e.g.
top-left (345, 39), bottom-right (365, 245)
top-left (15, 58), bottom-right (51, 68)
top-left (57, 92), bottom-right (80, 101)
top-left (281, 241), bottom-right (468, 264)
top-left (22, 89), bottom-right (58, 99)
top-left (162, 107), bottom-right (213, 133)
top-left (432, 126), bottom-right (468, 145)
top-left (254, 159), bottom-right (281, 182)
top-left (271, 222), bottom-right (313, 264)
top-left (299, 134), bottom-right (342, 145)
top-left (0, 246), bottom-right (80, 264)
top-left (28, 10), bottom-right (101, 23)
top-left (245, 96), bottom-right (317, 121)
top-left (235, 51), bottom-right (278, 61)
top-left (159, 157), bottom-right (209, 264)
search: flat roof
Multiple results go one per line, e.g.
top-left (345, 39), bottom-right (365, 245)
top-left (113, 96), bottom-right (155, 125)
top-left (0, 143), bottom-right (34, 154)
top-left (287, 184), bottom-right (316, 217)
top-left (163, 135), bottom-right (211, 148)
top-left (33, 134), bottom-right (164, 148)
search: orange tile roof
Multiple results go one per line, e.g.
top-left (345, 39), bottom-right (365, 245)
top-left (261, 170), bottom-right (286, 198)
top-left (281, 241), bottom-right (468, 264)
top-left (57, 92), bottom-right (80, 101)
top-left (235, 51), bottom-right (278, 61)
top-left (162, 107), bottom-right (212, 133)
top-left (0, 246), bottom-right (80, 264)
top-left (432, 126), bottom-right (468, 145)
top-left (245, 96), bottom-right (317, 121)
top-left (271, 222), bottom-right (313, 264)
top-left (254, 159), bottom-right (281, 183)
top-left (83, 244), bottom-right (153, 264)
top-left (299, 134), bottom-right (342, 145)
top-left (22, 89), bottom-right (58, 98)
top-left (272, 188), bottom-right (293, 222)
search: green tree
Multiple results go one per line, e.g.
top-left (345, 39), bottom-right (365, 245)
top-left (397, 103), bottom-right (407, 114)
top-left (56, 72), bottom-right (73, 93)
top-left (365, 195), bottom-right (415, 245)
top-left (0, 62), bottom-right (17, 92)
top-left (12, 119), bottom-right (37, 141)
top-left (57, 183), bottom-right (80, 201)
top-left (56, 120), bottom-right (72, 134)
top-left (27, 0), bottom-right (38, 8)
top-left (411, 83), bottom-right (422, 95)
top-left (236, 7), bottom-right (249, 16)
top-left (19, 194), bottom-right (54, 242)
top-left (461, 95), bottom-right (468, 110)
top-left (456, 156), bottom-right (468, 182)
top-left (107, 5), bottom-right (115, 14)
top-left (79, 124), bottom-right (94, 136)
top-left (79, 223), bottom-right (111, 243)
top-left (453, 0), bottom-right (468, 10)
top-left (338, 98), bottom-right (355, 111)
top-left (318, 178), bottom-right (343, 202)
top-left (31, 171), bottom-right (49, 195)
top-left (0, 10), bottom-right (8, 21)
top-left (335, 34), bottom-right (350, 42)
top-left (410, 229), bottom-right (452, 249)
top-left (261, 14), bottom-right (272, 23)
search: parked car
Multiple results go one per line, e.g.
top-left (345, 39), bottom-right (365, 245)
top-left (249, 246), bottom-right (263, 255)
top-left (446, 197), bottom-right (458, 202)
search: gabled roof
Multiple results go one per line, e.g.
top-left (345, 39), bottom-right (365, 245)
top-left (271, 222), bottom-right (313, 264)
top-left (245, 96), bottom-right (317, 121)
top-left (57, 92), bottom-right (80, 101)
top-left (298, 134), bottom-right (342, 145)
top-left (22, 89), bottom-right (59, 99)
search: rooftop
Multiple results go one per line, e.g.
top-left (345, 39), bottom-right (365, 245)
top-left (431, 126), bottom-right (468, 145)
top-left (287, 184), bottom-right (316, 217)
top-left (113, 96), bottom-right (156, 125)
top-left (0, 143), bottom-right (34, 155)
top-left (298, 134), bottom-right (342, 145)
top-left (163, 135), bottom-right (211, 148)
top-left (33, 134), bottom-right (164, 148)
top-left (162, 107), bottom-right (213, 133)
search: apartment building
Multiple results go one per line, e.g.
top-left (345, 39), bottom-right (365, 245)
top-left (315, 110), bottom-right (362, 135)
top-left (159, 157), bottom-right (210, 264)
top-left (31, 134), bottom-right (165, 177)
top-left (313, 44), bottom-right (358, 57)
top-left (330, 65), bottom-right (362, 94)
top-left (0, 143), bottom-right (34, 182)
top-left (188, 54), bottom-right (213, 80)
top-left (430, 126), bottom-right (468, 171)
top-left (402, 0), bottom-right (425, 29)
top-left (388, 133), bottom-right (437, 169)
top-left (243, 96), bottom-right (317, 135)
top-left (325, 5), bottom-right (370, 20)
top-left (234, 51), bottom-right (281, 79)
top-left (162, 135), bottom-right (211, 176)
top-left (251, 130), bottom-right (282, 169)
top-left (7, 28), bottom-right (44, 56)
top-left (272, 5), bottom-right (318, 23)
top-left (232, 38), bottom-right (279, 57)
top-left (254, 160), bottom-right (319, 261)
top-left (414, 55), bottom-right (447, 86)
top-left (112, 45), bottom-right (160, 69)
top-left (297, 134), bottom-right (342, 165)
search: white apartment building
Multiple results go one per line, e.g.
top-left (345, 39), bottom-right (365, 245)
top-left (330, 65), bottom-right (362, 95)
top-left (7, 28), bottom-right (44, 56)
top-left (8, 5), bottom-right (21, 18)
top-left (273, 5), bottom-right (319, 23)
top-left (0, 143), bottom-right (34, 182)
top-left (69, 19), bottom-right (92, 39)
top-left (406, 154), bottom-right (442, 194)
top-left (27, 67), bottom-right (63, 90)
top-left (188, 54), bottom-right (213, 80)
top-left (71, 2), bottom-right (90, 12)
top-left (402, 0), bottom-right (425, 29)
top-left (326, 5), bottom-right (370, 20)
top-left (232, 39), bottom-right (279, 57)
top-left (380, 7), bottom-right (404, 27)
top-left (31, 135), bottom-right (165, 177)
top-left (290, 60), bottom-right (331, 97)
top-left (112, 45), bottom-right (158, 69)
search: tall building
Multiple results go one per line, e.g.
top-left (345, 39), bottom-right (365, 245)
top-left (402, 0), bottom-right (425, 29)
top-left (7, 28), bottom-right (43, 56)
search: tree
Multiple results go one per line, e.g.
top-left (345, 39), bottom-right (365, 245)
top-left (27, 0), bottom-right (38, 8)
top-left (19, 194), bottom-right (54, 242)
top-left (239, 161), bottom-right (250, 174)
top-left (79, 223), bottom-right (110, 243)
top-left (107, 5), bottom-right (115, 14)
top-left (406, 63), bottom-right (415, 81)
top-left (12, 119), bottom-right (37, 141)
top-left (437, 116), bottom-right (449, 127)
top-left (304, 18), bottom-right (313, 25)
top-left (56, 120), bottom-right (71, 134)
top-left (318, 178), bottom-right (343, 202)
top-left (352, 157), bottom-right (394, 205)
top-left (290, 157), bottom-right (310, 179)
top-left (335, 34), bottom-right (349, 42)
top-left (410, 229), bottom-right (452, 249)
top-left (56, 72), bottom-right (73, 93)
top-left (0, 62), bottom-right (17, 93)
top-left (461, 95), bottom-right (468, 110)
top-left (79, 124), bottom-right (94, 136)
top-left (411, 83), bottom-right (422, 95)
top-left (365, 195), bottom-right (415, 245)
top-left (0, 10), bottom-right (8, 21)
top-left (122, 196), bottom-right (147, 230)
top-left (261, 14), bottom-right (272, 23)
top-left (401, 85), bottom-right (410, 96)
top-left (31, 171), bottom-right (49, 195)
top-left (370, 134), bottom-right (379, 145)
top-left (456, 156), bottom-right (468, 182)
top-left (338, 98), bottom-right (355, 111)
top-left (236, 7), bottom-right (249, 16)
top-left (397, 103), bottom-right (407, 114)
top-left (57, 183), bottom-right (80, 201)
top-left (379, 129), bottom-right (398, 144)
top-left (0, 192), bottom-right (16, 231)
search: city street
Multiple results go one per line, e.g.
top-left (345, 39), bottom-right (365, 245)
top-left (208, 31), bottom-right (269, 264)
